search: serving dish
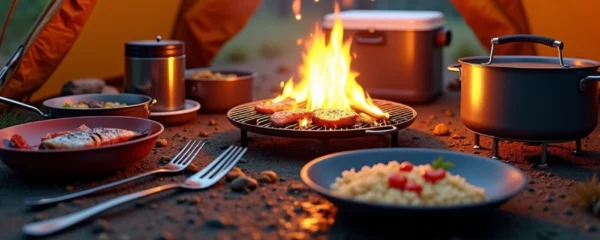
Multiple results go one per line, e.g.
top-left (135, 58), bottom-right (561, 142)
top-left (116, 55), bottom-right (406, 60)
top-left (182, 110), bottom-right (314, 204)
top-left (0, 116), bottom-right (163, 175)
top-left (301, 148), bottom-right (527, 217)
top-left (185, 68), bottom-right (255, 112)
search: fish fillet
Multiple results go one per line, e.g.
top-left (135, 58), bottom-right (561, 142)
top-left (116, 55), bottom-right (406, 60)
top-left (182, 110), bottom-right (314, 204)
top-left (39, 128), bottom-right (141, 150)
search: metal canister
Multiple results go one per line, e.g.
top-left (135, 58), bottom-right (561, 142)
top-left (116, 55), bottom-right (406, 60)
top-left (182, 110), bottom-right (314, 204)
top-left (125, 36), bottom-right (185, 112)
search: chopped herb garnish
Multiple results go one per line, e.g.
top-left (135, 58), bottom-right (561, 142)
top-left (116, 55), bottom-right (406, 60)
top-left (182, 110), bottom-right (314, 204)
top-left (63, 103), bottom-right (71, 108)
top-left (431, 156), bottom-right (454, 170)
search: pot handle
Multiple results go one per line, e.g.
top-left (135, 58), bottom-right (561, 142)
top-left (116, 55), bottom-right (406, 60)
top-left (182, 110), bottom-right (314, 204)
top-left (365, 125), bottom-right (397, 136)
top-left (579, 75), bottom-right (600, 91)
top-left (447, 63), bottom-right (461, 72)
top-left (354, 30), bottom-right (386, 45)
top-left (0, 96), bottom-right (49, 118)
top-left (484, 34), bottom-right (568, 68)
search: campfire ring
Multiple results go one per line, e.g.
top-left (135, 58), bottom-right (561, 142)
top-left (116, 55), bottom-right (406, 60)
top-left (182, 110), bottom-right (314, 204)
top-left (227, 99), bottom-right (417, 147)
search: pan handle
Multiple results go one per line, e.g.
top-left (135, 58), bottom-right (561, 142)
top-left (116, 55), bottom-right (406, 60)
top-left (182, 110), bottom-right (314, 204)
top-left (484, 34), bottom-right (568, 68)
top-left (447, 63), bottom-right (461, 72)
top-left (579, 75), bottom-right (600, 91)
top-left (0, 96), bottom-right (49, 118)
top-left (365, 125), bottom-right (397, 136)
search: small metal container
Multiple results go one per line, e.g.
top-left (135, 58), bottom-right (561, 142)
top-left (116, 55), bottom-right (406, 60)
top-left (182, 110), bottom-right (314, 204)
top-left (125, 36), bottom-right (185, 112)
top-left (185, 68), bottom-right (254, 112)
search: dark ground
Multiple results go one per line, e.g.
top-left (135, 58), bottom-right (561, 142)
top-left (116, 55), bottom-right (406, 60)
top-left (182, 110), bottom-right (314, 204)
top-left (0, 92), bottom-right (599, 240)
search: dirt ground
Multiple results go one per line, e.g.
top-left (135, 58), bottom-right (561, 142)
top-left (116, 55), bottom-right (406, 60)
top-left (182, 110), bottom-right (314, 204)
top-left (0, 91), bottom-right (599, 240)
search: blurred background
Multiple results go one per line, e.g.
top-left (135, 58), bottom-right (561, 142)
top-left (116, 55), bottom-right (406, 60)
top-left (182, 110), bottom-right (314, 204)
top-left (0, 0), bottom-right (597, 103)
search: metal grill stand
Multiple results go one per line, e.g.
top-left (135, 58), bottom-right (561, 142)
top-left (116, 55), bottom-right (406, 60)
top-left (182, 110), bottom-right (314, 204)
top-left (472, 133), bottom-right (583, 168)
top-left (228, 99), bottom-right (416, 148)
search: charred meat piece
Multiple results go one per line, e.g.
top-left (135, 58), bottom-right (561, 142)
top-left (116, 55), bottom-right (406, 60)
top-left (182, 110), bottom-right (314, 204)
top-left (269, 109), bottom-right (313, 127)
top-left (39, 128), bottom-right (141, 150)
top-left (313, 109), bottom-right (359, 128)
top-left (255, 99), bottom-right (297, 114)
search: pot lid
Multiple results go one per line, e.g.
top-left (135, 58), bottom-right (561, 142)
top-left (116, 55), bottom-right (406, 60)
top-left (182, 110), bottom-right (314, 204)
top-left (125, 35), bottom-right (185, 58)
top-left (322, 10), bottom-right (445, 31)
top-left (461, 35), bottom-right (600, 69)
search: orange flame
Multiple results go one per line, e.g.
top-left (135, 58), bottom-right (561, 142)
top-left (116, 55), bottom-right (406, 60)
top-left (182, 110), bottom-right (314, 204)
top-left (293, 0), bottom-right (302, 20)
top-left (274, 2), bottom-right (388, 119)
top-left (341, 0), bottom-right (354, 7)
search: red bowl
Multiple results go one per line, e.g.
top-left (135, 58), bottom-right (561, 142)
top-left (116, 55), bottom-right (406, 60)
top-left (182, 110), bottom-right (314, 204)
top-left (0, 116), bottom-right (164, 176)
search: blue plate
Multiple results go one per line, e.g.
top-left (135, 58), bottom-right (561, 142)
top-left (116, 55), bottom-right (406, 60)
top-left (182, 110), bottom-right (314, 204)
top-left (301, 148), bottom-right (527, 217)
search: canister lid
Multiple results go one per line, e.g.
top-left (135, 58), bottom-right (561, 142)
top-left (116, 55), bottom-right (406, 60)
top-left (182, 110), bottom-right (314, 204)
top-left (322, 10), bottom-right (445, 31)
top-left (125, 35), bottom-right (185, 58)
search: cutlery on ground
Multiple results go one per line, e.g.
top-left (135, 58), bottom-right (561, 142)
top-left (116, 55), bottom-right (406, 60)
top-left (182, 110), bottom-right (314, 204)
top-left (22, 145), bottom-right (247, 237)
top-left (25, 140), bottom-right (206, 206)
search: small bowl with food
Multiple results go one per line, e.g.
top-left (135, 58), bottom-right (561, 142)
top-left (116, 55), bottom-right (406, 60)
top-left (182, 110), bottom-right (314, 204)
top-left (185, 68), bottom-right (255, 112)
top-left (301, 148), bottom-right (527, 218)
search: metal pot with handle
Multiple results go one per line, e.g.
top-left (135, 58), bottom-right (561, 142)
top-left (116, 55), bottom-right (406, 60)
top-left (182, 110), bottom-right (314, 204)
top-left (447, 34), bottom-right (600, 142)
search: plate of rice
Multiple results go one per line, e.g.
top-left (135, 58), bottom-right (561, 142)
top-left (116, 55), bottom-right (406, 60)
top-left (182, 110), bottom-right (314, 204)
top-left (300, 148), bottom-right (527, 217)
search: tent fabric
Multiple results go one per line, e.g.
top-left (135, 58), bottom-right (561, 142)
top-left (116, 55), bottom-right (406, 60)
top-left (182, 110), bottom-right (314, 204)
top-left (0, 0), bottom-right (97, 103)
top-left (171, 0), bottom-right (262, 68)
top-left (450, 0), bottom-right (536, 55)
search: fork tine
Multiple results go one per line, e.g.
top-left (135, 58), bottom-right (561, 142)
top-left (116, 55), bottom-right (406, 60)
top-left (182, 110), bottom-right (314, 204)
top-left (209, 147), bottom-right (247, 181)
top-left (191, 145), bottom-right (235, 177)
top-left (170, 141), bottom-right (194, 163)
top-left (202, 146), bottom-right (242, 179)
top-left (174, 140), bottom-right (200, 165)
top-left (176, 141), bottom-right (205, 166)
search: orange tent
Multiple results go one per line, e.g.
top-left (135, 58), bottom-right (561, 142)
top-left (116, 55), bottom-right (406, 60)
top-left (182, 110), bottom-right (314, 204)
top-left (0, 0), bottom-right (261, 106)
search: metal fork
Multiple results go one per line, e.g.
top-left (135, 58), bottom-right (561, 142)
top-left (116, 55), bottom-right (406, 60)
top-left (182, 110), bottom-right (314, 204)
top-left (23, 145), bottom-right (247, 237)
top-left (25, 140), bottom-right (206, 206)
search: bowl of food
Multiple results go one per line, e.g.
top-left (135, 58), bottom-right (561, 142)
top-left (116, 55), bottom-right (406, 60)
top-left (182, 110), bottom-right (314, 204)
top-left (185, 68), bottom-right (255, 112)
top-left (301, 148), bottom-right (527, 217)
top-left (0, 116), bottom-right (163, 175)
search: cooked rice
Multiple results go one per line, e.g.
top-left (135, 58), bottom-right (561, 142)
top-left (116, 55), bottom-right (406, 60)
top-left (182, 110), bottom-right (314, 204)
top-left (330, 161), bottom-right (487, 206)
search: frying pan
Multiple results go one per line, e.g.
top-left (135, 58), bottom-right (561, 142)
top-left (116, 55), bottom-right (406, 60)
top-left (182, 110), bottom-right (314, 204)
top-left (0, 93), bottom-right (156, 119)
top-left (0, 116), bottom-right (164, 175)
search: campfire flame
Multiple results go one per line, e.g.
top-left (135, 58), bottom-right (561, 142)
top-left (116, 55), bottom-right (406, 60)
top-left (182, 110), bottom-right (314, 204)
top-left (274, 2), bottom-right (388, 120)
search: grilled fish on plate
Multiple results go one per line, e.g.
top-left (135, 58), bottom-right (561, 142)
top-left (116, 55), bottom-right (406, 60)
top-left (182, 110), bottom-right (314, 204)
top-left (9, 125), bottom-right (143, 150)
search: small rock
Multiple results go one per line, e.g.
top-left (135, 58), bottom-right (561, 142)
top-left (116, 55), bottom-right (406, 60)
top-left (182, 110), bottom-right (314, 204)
top-left (159, 157), bottom-right (171, 165)
top-left (225, 167), bottom-right (245, 182)
top-left (567, 181), bottom-right (574, 186)
top-left (66, 185), bottom-right (75, 191)
top-left (198, 131), bottom-right (209, 137)
top-left (150, 204), bottom-right (158, 209)
top-left (205, 217), bottom-right (234, 229)
top-left (176, 197), bottom-right (188, 204)
top-left (583, 224), bottom-right (598, 232)
top-left (230, 176), bottom-right (259, 192)
top-left (428, 115), bottom-right (436, 120)
top-left (161, 231), bottom-right (175, 240)
top-left (546, 182), bottom-right (552, 188)
top-left (185, 163), bottom-right (199, 173)
top-left (92, 219), bottom-right (110, 234)
top-left (257, 170), bottom-right (279, 183)
top-left (544, 196), bottom-right (554, 203)
top-left (451, 133), bottom-right (463, 139)
top-left (432, 123), bottom-right (450, 136)
top-left (558, 193), bottom-right (566, 199)
top-left (527, 188), bottom-right (535, 193)
top-left (191, 196), bottom-right (201, 205)
top-left (288, 183), bottom-right (308, 194)
top-left (542, 206), bottom-right (549, 211)
top-left (443, 109), bottom-right (454, 117)
top-left (564, 209), bottom-right (574, 216)
top-left (528, 206), bottom-right (533, 210)
top-left (209, 119), bottom-right (218, 126)
top-left (529, 180), bottom-right (536, 184)
top-left (155, 139), bottom-right (168, 147)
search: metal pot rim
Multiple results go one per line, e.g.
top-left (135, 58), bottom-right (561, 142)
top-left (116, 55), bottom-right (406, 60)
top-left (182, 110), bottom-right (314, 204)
top-left (42, 93), bottom-right (154, 111)
top-left (457, 55), bottom-right (600, 70)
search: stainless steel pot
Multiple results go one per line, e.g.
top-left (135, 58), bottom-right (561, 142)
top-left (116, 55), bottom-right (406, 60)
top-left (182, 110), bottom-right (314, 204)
top-left (185, 68), bottom-right (254, 112)
top-left (447, 35), bottom-right (600, 141)
top-left (125, 36), bottom-right (185, 112)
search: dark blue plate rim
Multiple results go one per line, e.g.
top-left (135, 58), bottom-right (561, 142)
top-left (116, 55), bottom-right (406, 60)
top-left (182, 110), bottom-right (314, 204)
top-left (300, 148), bottom-right (528, 210)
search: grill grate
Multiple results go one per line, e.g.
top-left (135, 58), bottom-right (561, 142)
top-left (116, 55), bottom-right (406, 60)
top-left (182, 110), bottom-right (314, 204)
top-left (228, 99), bottom-right (415, 131)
